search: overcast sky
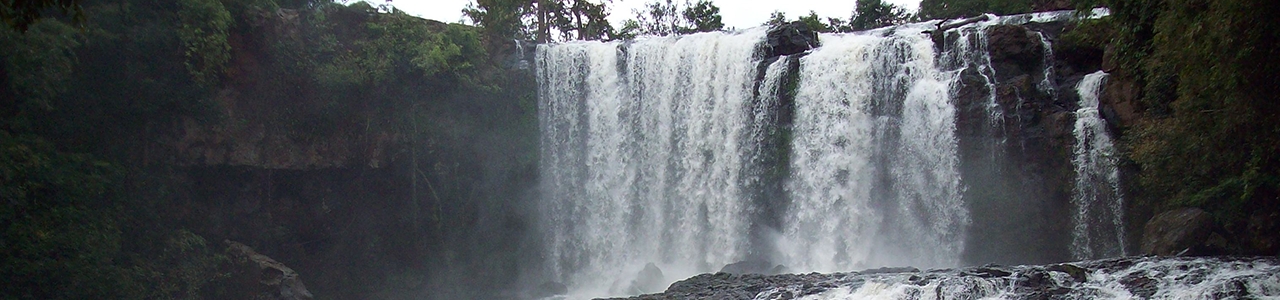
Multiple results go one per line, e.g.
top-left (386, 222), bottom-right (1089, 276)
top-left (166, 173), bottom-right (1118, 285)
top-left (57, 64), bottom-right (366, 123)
top-left (374, 0), bottom-right (921, 30)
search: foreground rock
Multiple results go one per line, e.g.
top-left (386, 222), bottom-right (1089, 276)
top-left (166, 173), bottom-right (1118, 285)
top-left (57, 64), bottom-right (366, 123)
top-left (225, 240), bottom-right (314, 300)
top-left (1141, 208), bottom-right (1224, 256)
top-left (764, 21), bottom-right (819, 58)
top-left (603, 257), bottom-right (1280, 299)
top-left (719, 260), bottom-right (788, 275)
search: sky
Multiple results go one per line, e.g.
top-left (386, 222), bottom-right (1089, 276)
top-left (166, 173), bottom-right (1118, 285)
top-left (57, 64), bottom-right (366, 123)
top-left (375, 0), bottom-right (921, 30)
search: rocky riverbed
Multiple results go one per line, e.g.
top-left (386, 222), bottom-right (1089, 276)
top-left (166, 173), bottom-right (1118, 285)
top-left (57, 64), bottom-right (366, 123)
top-left (599, 256), bottom-right (1280, 299)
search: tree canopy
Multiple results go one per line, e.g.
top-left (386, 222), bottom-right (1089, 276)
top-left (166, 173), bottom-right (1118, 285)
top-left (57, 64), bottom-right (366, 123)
top-left (919, 0), bottom-right (1033, 20)
top-left (617, 0), bottom-right (724, 38)
top-left (464, 0), bottom-right (614, 42)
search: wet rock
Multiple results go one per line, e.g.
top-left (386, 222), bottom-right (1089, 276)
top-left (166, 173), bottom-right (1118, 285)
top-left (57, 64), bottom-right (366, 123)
top-left (225, 240), bottom-right (314, 300)
top-left (1101, 76), bottom-right (1141, 128)
top-left (720, 260), bottom-right (790, 275)
top-left (765, 21), bottom-right (819, 58)
top-left (859, 266), bottom-right (920, 275)
top-left (1142, 208), bottom-right (1222, 256)
top-left (1046, 263), bottom-right (1089, 282)
top-left (1120, 273), bottom-right (1158, 299)
top-left (531, 281), bottom-right (568, 298)
top-left (986, 25), bottom-right (1044, 82)
top-left (609, 257), bottom-right (1280, 300)
top-left (965, 266), bottom-right (1013, 278)
top-left (1016, 270), bottom-right (1049, 287)
top-left (629, 263), bottom-right (666, 294)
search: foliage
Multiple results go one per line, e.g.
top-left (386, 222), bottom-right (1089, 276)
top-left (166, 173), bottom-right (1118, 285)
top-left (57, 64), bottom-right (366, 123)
top-left (919, 0), bottom-right (1033, 20)
top-left (1114, 0), bottom-right (1280, 222)
top-left (764, 10), bottom-right (787, 27)
top-left (464, 0), bottom-right (532, 40)
top-left (0, 133), bottom-right (133, 299)
top-left (767, 0), bottom-right (910, 34)
top-left (0, 20), bottom-right (81, 113)
top-left (318, 11), bottom-right (483, 87)
top-left (621, 0), bottom-right (724, 37)
top-left (796, 11), bottom-right (833, 32)
top-left (680, 0), bottom-right (722, 33)
top-left (849, 0), bottom-right (910, 31)
top-left (627, 0), bottom-right (678, 36)
top-left (465, 0), bottom-right (613, 41)
top-left (0, 0), bottom-right (82, 31)
top-left (176, 0), bottom-right (233, 87)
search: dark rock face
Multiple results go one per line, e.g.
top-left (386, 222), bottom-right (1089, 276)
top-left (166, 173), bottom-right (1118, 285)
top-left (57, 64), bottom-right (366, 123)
top-left (956, 22), bottom-right (1077, 266)
top-left (765, 21), bottom-right (819, 58)
top-left (1142, 208), bottom-right (1222, 256)
top-left (986, 25), bottom-right (1046, 82)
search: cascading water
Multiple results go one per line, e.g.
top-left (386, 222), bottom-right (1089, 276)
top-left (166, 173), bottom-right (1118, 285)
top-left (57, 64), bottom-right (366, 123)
top-left (536, 9), bottom-right (1138, 299)
top-left (753, 257), bottom-right (1280, 299)
top-left (1070, 71), bottom-right (1125, 259)
top-left (537, 29), bottom-right (766, 297)
top-left (780, 24), bottom-right (966, 272)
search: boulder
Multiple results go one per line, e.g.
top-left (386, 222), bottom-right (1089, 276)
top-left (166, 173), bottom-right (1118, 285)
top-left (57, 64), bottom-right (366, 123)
top-left (628, 263), bottom-right (666, 294)
top-left (1045, 264), bottom-right (1088, 282)
top-left (1141, 208), bottom-right (1222, 256)
top-left (720, 260), bottom-right (785, 275)
top-left (225, 240), bottom-right (314, 300)
top-left (859, 266), bottom-right (920, 275)
top-left (765, 21), bottom-right (819, 58)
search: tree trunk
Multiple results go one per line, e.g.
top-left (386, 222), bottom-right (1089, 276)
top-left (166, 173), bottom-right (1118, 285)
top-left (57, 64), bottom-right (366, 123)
top-left (537, 0), bottom-right (551, 42)
top-left (572, 1), bottom-right (585, 40)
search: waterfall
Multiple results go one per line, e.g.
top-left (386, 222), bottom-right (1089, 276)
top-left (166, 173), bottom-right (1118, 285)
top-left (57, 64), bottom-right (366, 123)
top-left (537, 28), bottom-right (767, 297)
top-left (1070, 71), bottom-right (1125, 259)
top-left (535, 9), bottom-right (1121, 299)
top-left (780, 24), bottom-right (967, 272)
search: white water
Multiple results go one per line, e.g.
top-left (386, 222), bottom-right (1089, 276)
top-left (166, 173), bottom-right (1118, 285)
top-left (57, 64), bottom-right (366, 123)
top-left (536, 10), bottom-right (1124, 299)
top-left (780, 23), bottom-right (966, 272)
top-left (537, 28), bottom-right (766, 298)
top-left (1070, 71), bottom-right (1126, 259)
top-left (793, 257), bottom-right (1280, 300)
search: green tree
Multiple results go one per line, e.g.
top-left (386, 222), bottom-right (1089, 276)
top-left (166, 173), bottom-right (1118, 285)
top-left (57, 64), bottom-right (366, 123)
top-left (797, 11), bottom-right (832, 32)
top-left (176, 0), bottom-right (233, 87)
top-left (465, 0), bottom-right (614, 42)
top-left (632, 0), bottom-right (680, 35)
top-left (628, 0), bottom-right (724, 36)
top-left (919, 0), bottom-right (1031, 20)
top-left (680, 0), bottom-right (723, 33)
top-left (464, 0), bottom-right (532, 40)
top-left (764, 10), bottom-right (787, 27)
top-left (849, 0), bottom-right (909, 30)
